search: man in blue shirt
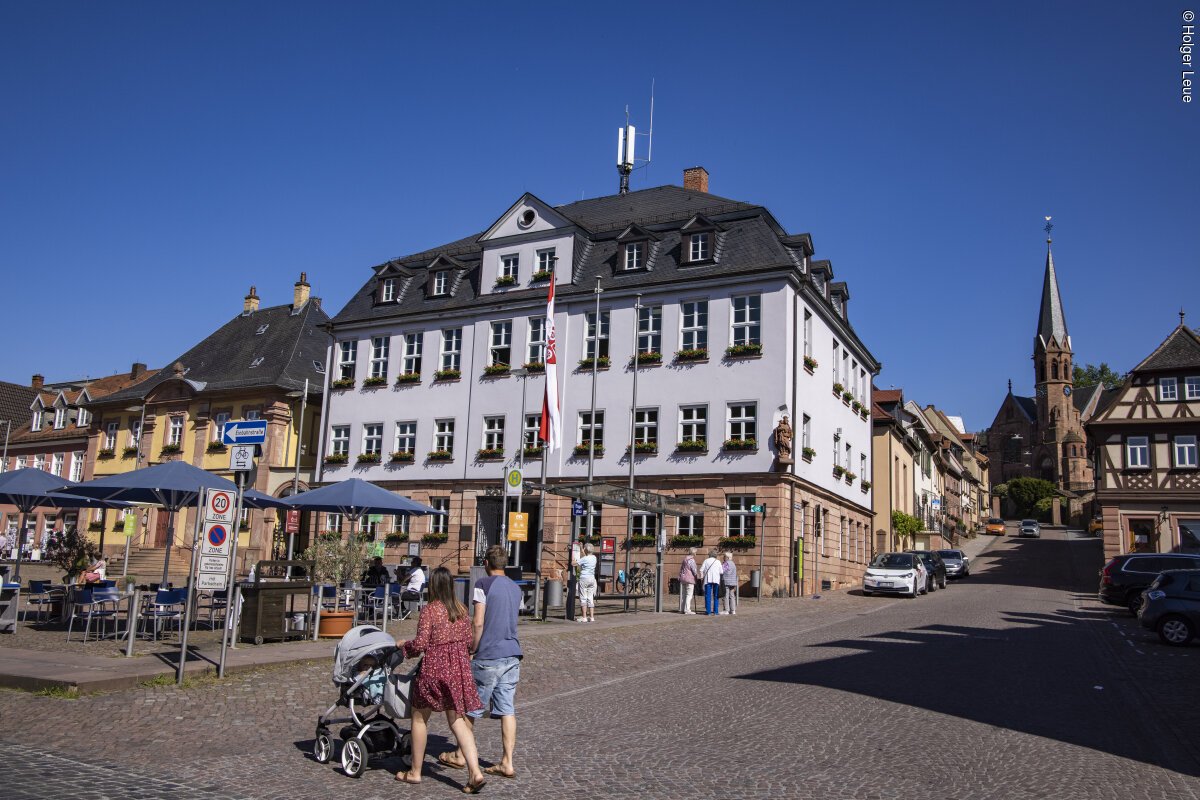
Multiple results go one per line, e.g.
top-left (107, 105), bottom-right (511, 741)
top-left (439, 544), bottom-right (522, 779)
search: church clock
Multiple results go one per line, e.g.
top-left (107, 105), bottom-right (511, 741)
top-left (1063, 386), bottom-right (1072, 397)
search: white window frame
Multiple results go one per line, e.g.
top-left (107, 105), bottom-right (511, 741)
top-left (1174, 435), bottom-right (1198, 469)
top-left (53, 406), bottom-right (66, 429)
top-left (430, 498), bottom-right (450, 534)
top-left (338, 341), bottom-right (357, 381)
top-left (584, 311), bottom-right (610, 361)
top-left (803, 310), bottom-right (813, 359)
top-left (69, 452), bottom-right (84, 482)
top-left (441, 328), bottom-right (462, 371)
top-left (434, 419), bottom-right (455, 453)
top-left (631, 511), bottom-right (658, 538)
top-left (1187, 376), bottom-right (1200, 400)
top-left (624, 241), bottom-right (644, 271)
top-left (637, 305), bottom-right (662, 355)
top-left (402, 333), bottom-right (422, 376)
top-left (730, 294), bottom-right (761, 347)
top-left (482, 416), bottom-right (505, 451)
top-left (527, 317), bottom-right (546, 364)
top-left (490, 320), bottom-right (513, 367)
top-left (330, 425), bottom-right (350, 456)
top-left (15, 456), bottom-right (27, 470)
top-left (1160, 377), bottom-right (1179, 401)
top-left (689, 232), bottom-right (710, 262)
top-left (726, 495), bottom-right (756, 537)
top-left (31, 410), bottom-right (42, 432)
top-left (168, 417), bottom-right (184, 447)
top-left (579, 410), bottom-right (605, 448)
top-left (380, 277), bottom-right (396, 302)
top-left (76, 407), bottom-right (89, 428)
top-left (801, 414), bottom-right (811, 451)
top-left (680, 405), bottom-right (707, 444)
top-left (104, 422), bottom-right (119, 450)
top-left (369, 336), bottom-right (390, 379)
top-left (677, 495), bottom-right (704, 538)
top-left (33, 454), bottom-right (45, 471)
top-left (1126, 435), bottom-right (1150, 469)
top-left (394, 421), bottom-right (417, 454)
top-left (727, 403), bottom-right (757, 443)
top-left (362, 423), bottom-right (383, 456)
top-left (50, 453), bottom-right (64, 476)
top-left (524, 414), bottom-right (540, 449)
top-left (680, 300), bottom-right (708, 351)
top-left (433, 271), bottom-right (449, 296)
top-left (212, 411), bottom-right (231, 442)
top-left (634, 408), bottom-right (658, 445)
top-left (500, 254), bottom-right (519, 281)
top-left (537, 248), bottom-right (556, 275)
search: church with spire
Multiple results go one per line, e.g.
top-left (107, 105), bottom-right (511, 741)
top-left (983, 222), bottom-right (1104, 522)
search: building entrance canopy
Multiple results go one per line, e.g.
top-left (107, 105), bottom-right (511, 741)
top-left (536, 481), bottom-right (724, 517)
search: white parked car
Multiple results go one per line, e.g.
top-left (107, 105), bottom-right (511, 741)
top-left (863, 552), bottom-right (928, 598)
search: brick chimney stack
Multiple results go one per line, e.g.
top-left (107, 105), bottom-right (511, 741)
top-left (683, 166), bottom-right (709, 193)
top-left (31, 374), bottom-right (44, 391)
top-left (244, 286), bottom-right (260, 313)
top-left (130, 362), bottom-right (146, 380)
top-left (293, 271), bottom-right (311, 309)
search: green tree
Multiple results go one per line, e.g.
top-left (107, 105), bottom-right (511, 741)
top-left (1072, 362), bottom-right (1125, 389)
top-left (44, 527), bottom-right (101, 582)
top-left (1006, 477), bottom-right (1058, 517)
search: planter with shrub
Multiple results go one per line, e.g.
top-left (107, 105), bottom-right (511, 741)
top-left (433, 369), bottom-right (462, 381)
top-left (676, 439), bottom-right (708, 453)
top-left (675, 348), bottom-right (708, 362)
top-left (722, 438), bottom-right (758, 452)
top-left (396, 373), bottom-right (421, 384)
top-left (724, 343), bottom-right (763, 358)
top-left (332, 378), bottom-right (355, 390)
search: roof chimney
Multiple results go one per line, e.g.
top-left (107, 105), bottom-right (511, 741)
top-left (293, 272), bottom-right (311, 309)
top-left (130, 362), bottom-right (146, 380)
top-left (243, 286), bottom-right (260, 314)
top-left (31, 374), bottom-right (44, 391)
top-left (683, 166), bottom-right (709, 193)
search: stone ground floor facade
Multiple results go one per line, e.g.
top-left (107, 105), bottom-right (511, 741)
top-left (1098, 497), bottom-right (1200, 560)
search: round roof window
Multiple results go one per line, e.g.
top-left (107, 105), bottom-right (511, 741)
top-left (517, 208), bottom-right (537, 229)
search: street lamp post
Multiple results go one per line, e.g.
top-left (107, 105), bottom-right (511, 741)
top-left (568, 275), bottom-right (602, 621)
top-left (121, 403), bottom-right (147, 578)
top-left (624, 294), bottom-right (642, 610)
top-left (285, 380), bottom-right (309, 567)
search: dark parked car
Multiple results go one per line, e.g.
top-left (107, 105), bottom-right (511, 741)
top-left (1098, 553), bottom-right (1200, 614)
top-left (904, 549), bottom-right (947, 591)
top-left (1139, 569), bottom-right (1200, 646)
top-left (937, 549), bottom-right (970, 579)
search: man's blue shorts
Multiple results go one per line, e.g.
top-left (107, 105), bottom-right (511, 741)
top-left (469, 656), bottom-right (520, 718)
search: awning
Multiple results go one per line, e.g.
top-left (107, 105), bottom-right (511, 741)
top-left (536, 482), bottom-right (725, 517)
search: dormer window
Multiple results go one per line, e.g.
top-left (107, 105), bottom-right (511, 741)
top-left (256, 324), bottom-right (269, 335)
top-left (77, 408), bottom-right (90, 428)
top-left (433, 271), bottom-right (448, 296)
top-left (500, 254), bottom-right (519, 282)
top-left (250, 356), bottom-right (265, 368)
top-left (689, 232), bottom-right (710, 262)
top-left (53, 407), bottom-right (66, 429)
top-left (380, 278), bottom-right (396, 302)
top-left (624, 241), bottom-right (644, 271)
top-left (31, 410), bottom-right (42, 431)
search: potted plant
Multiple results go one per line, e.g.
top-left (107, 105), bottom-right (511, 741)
top-left (385, 532), bottom-right (409, 546)
top-left (676, 439), bottom-right (708, 453)
top-left (433, 368), bottom-right (461, 381)
top-left (675, 348), bottom-right (708, 362)
top-left (303, 534), bottom-right (372, 638)
top-left (833, 465), bottom-right (846, 478)
top-left (722, 438), bottom-right (757, 451)
top-left (45, 527), bottom-right (100, 586)
top-left (396, 372), bottom-right (421, 384)
top-left (861, 480), bottom-right (872, 491)
top-left (573, 443), bottom-right (604, 457)
top-left (522, 361), bottom-right (545, 373)
top-left (669, 534), bottom-right (704, 549)
top-left (803, 355), bottom-right (818, 373)
top-left (630, 351), bottom-right (663, 365)
top-left (356, 452), bottom-right (381, 464)
top-left (122, 446), bottom-right (139, 458)
top-left (422, 532), bottom-right (449, 546)
top-left (802, 446), bottom-right (816, 462)
top-left (629, 441), bottom-right (658, 455)
top-left (390, 451), bottom-right (415, 463)
top-left (833, 382), bottom-right (844, 396)
top-left (324, 452), bottom-right (349, 465)
top-left (845, 471), bottom-right (857, 484)
top-left (629, 534), bottom-right (657, 548)
top-left (577, 356), bottom-right (610, 370)
top-left (427, 450), bottom-right (454, 462)
top-left (717, 535), bottom-right (757, 551)
top-left (97, 448), bottom-right (115, 459)
top-left (331, 378), bottom-right (355, 390)
top-left (206, 441), bottom-right (228, 453)
top-left (531, 269), bottom-right (553, 282)
top-left (363, 376), bottom-right (387, 388)
top-left (724, 342), bottom-right (763, 358)
top-left (523, 445), bottom-right (544, 458)
top-left (483, 363), bottom-right (511, 377)
top-left (476, 447), bottom-right (505, 460)
top-left (160, 444), bottom-right (182, 455)
top-left (842, 390), bottom-right (854, 404)
top-left (494, 275), bottom-right (518, 287)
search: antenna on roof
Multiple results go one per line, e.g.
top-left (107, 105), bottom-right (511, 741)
top-left (614, 80), bottom-right (655, 196)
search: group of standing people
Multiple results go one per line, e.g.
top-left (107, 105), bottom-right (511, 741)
top-left (395, 544), bottom-right (522, 793)
top-left (677, 547), bottom-right (739, 616)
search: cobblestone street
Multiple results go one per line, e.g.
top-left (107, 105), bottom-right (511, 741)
top-left (4, 530), bottom-right (1200, 799)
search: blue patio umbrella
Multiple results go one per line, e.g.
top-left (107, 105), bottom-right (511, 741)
top-left (282, 478), bottom-right (443, 525)
top-left (242, 488), bottom-right (291, 510)
top-left (66, 461), bottom-right (238, 584)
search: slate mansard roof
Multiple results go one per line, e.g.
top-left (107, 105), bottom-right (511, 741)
top-left (0, 380), bottom-right (38, 429)
top-left (331, 183), bottom-right (877, 368)
top-left (101, 300), bottom-right (331, 404)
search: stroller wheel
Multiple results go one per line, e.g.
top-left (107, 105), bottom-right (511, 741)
top-left (398, 733), bottom-right (412, 767)
top-left (313, 730), bottom-right (334, 764)
top-left (341, 737), bottom-right (368, 778)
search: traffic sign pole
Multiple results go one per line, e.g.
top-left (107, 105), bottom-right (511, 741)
top-left (177, 493), bottom-right (204, 684)
top-left (757, 504), bottom-right (767, 603)
top-left (219, 469), bottom-right (248, 678)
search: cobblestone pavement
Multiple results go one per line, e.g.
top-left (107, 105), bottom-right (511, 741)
top-left (4, 530), bottom-right (1200, 799)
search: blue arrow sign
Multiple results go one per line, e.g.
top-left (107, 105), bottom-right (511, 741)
top-left (223, 420), bottom-right (268, 445)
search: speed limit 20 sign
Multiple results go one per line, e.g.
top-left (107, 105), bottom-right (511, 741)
top-left (205, 488), bottom-right (235, 524)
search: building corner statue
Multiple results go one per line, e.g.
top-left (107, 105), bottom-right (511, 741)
top-left (774, 415), bottom-right (794, 464)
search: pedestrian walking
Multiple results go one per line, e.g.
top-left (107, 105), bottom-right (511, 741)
top-left (721, 552), bottom-right (739, 615)
top-left (575, 543), bottom-right (598, 623)
top-left (440, 544), bottom-right (522, 780)
top-left (395, 566), bottom-right (488, 794)
top-left (699, 549), bottom-right (722, 616)
top-left (678, 547), bottom-right (700, 614)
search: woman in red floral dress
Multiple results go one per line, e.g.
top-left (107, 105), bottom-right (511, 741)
top-left (396, 566), bottom-right (487, 793)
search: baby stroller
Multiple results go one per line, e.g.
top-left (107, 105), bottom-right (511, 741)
top-left (313, 624), bottom-right (420, 778)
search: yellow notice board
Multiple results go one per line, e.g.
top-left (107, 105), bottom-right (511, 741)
top-left (122, 516), bottom-right (137, 537)
top-left (507, 512), bottom-right (529, 542)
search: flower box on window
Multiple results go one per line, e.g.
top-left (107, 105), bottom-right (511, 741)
top-left (476, 447), bottom-right (505, 460)
top-left (87, 521), bottom-right (104, 532)
top-left (718, 535), bottom-right (757, 551)
top-left (239, 520), bottom-right (251, 531)
top-left (845, 471), bottom-right (857, 484)
top-left (833, 465), bottom-right (845, 478)
top-left (356, 452), bottom-right (381, 464)
top-left (861, 480), bottom-right (872, 492)
top-left (332, 378), bottom-right (355, 390)
top-left (860, 407), bottom-right (870, 420)
top-left (422, 532), bottom-right (449, 546)
top-left (206, 442), bottom-right (228, 454)
top-left (385, 533), bottom-right (409, 546)
top-left (801, 446), bottom-right (816, 462)
top-left (159, 444), bottom-right (182, 455)
top-left (522, 361), bottom-right (545, 374)
top-left (396, 373), bottom-right (421, 384)
top-left (573, 443), bottom-right (604, 458)
top-left (842, 391), bottom-right (854, 404)
top-left (628, 441), bottom-right (658, 455)
top-left (531, 269), bottom-right (553, 282)
top-left (851, 400), bottom-right (864, 414)
top-left (483, 364), bottom-right (511, 377)
top-left (523, 445), bottom-right (545, 458)
top-left (363, 376), bottom-right (387, 388)
top-left (122, 446), bottom-right (139, 458)
top-left (426, 450), bottom-right (454, 462)
top-left (97, 448), bottom-right (115, 459)
top-left (629, 535), bottom-right (657, 548)
top-left (433, 369), bottom-right (461, 381)
top-left (112, 521), bottom-right (126, 531)
top-left (722, 438), bottom-right (758, 452)
top-left (494, 275), bottom-right (517, 287)
top-left (803, 356), bottom-right (818, 373)
top-left (676, 439), bottom-right (708, 453)
top-left (669, 534), bottom-right (705, 549)
top-left (833, 382), bottom-right (845, 396)
top-left (577, 356), bottom-right (610, 370)
top-left (724, 343), bottom-right (763, 359)
top-left (324, 453), bottom-right (349, 465)
top-left (631, 351), bottom-right (663, 366)
top-left (675, 348), bottom-right (709, 362)
top-left (390, 451), bottom-right (415, 463)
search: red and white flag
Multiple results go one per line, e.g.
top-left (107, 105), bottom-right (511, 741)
top-left (539, 278), bottom-right (562, 451)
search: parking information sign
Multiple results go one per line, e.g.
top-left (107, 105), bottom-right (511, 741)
top-left (202, 522), bottom-right (233, 557)
top-left (205, 489), bottom-right (235, 524)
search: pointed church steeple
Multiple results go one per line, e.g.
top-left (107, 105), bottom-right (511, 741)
top-left (1035, 218), bottom-right (1070, 351)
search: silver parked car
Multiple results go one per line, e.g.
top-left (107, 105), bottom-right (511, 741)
top-left (937, 549), bottom-right (970, 578)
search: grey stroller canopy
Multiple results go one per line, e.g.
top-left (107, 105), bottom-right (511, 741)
top-left (332, 625), bottom-right (398, 684)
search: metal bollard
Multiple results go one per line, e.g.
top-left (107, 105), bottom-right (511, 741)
top-left (124, 589), bottom-right (140, 658)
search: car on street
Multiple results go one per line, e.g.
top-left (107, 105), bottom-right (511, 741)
top-left (1098, 553), bottom-right (1200, 614)
top-left (985, 518), bottom-right (1006, 536)
top-left (1088, 516), bottom-right (1104, 534)
top-left (1018, 519), bottom-right (1041, 538)
top-left (937, 548), bottom-right (970, 578)
top-left (905, 549), bottom-right (948, 591)
top-left (863, 552), bottom-right (927, 598)
top-left (1138, 569), bottom-right (1200, 646)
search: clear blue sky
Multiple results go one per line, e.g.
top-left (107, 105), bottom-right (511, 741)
top-left (2, 2), bottom-right (1196, 431)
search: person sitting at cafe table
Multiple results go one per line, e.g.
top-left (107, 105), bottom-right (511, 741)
top-left (401, 557), bottom-right (426, 602)
top-left (361, 556), bottom-right (389, 587)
